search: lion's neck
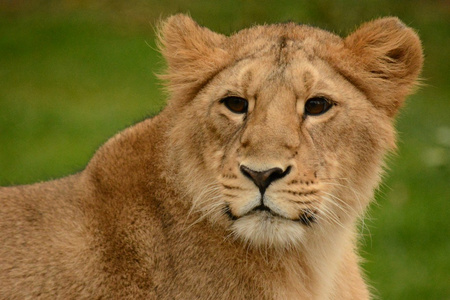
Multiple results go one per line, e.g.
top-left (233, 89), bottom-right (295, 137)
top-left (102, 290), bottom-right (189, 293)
top-left (161, 194), bottom-right (357, 299)
top-left (268, 224), bottom-right (355, 300)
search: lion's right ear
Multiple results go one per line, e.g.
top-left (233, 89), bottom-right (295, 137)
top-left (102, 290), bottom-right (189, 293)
top-left (157, 14), bottom-right (231, 104)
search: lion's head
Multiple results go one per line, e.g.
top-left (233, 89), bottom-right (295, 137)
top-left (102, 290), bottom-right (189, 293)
top-left (159, 15), bottom-right (422, 250)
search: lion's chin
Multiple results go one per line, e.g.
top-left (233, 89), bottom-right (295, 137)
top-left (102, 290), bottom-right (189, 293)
top-left (229, 212), bottom-right (307, 250)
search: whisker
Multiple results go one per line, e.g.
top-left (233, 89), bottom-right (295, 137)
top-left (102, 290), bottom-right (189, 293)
top-left (321, 191), bottom-right (357, 217)
top-left (183, 198), bottom-right (225, 232)
top-left (318, 178), bottom-right (374, 240)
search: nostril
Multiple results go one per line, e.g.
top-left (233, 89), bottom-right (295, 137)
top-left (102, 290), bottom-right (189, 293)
top-left (270, 166), bottom-right (291, 182)
top-left (240, 165), bottom-right (291, 194)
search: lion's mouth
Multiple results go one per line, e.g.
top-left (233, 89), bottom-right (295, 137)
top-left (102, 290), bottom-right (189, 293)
top-left (224, 204), bottom-right (317, 226)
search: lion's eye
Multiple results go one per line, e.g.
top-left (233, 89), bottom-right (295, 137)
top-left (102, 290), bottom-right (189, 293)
top-left (304, 97), bottom-right (332, 116)
top-left (221, 96), bottom-right (248, 114)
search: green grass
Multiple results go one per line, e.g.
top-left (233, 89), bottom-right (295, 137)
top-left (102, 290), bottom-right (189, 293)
top-left (1, 1), bottom-right (449, 298)
top-left (0, 12), bottom-right (164, 184)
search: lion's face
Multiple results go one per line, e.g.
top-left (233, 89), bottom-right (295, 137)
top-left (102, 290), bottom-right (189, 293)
top-left (161, 16), bottom-right (422, 249)
top-left (185, 46), bottom-right (392, 249)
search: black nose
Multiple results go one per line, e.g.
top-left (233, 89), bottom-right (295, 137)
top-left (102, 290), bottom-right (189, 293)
top-left (240, 165), bottom-right (291, 194)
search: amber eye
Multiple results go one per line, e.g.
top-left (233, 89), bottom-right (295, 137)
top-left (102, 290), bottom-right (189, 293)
top-left (221, 96), bottom-right (248, 114)
top-left (304, 97), bottom-right (332, 116)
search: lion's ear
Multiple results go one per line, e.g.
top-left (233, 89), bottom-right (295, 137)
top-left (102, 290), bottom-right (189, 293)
top-left (157, 14), bottom-right (231, 104)
top-left (344, 17), bottom-right (423, 117)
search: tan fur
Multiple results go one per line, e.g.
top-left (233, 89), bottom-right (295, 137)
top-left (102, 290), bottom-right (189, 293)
top-left (0, 15), bottom-right (422, 299)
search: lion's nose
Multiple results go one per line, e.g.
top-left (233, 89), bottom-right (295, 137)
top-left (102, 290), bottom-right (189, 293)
top-left (240, 165), bottom-right (291, 195)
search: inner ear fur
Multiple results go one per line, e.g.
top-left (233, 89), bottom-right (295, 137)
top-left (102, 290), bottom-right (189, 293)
top-left (157, 14), bottom-right (231, 105)
top-left (341, 17), bottom-right (423, 117)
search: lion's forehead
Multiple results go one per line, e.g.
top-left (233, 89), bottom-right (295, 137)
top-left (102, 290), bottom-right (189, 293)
top-left (221, 50), bottom-right (340, 105)
top-left (227, 22), bottom-right (341, 58)
top-left (221, 25), bottom-right (346, 102)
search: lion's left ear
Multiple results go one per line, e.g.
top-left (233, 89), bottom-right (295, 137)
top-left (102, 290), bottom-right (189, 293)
top-left (343, 17), bottom-right (423, 117)
top-left (157, 14), bottom-right (231, 105)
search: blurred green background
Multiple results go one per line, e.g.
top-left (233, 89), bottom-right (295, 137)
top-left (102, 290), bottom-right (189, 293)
top-left (1, 0), bottom-right (449, 298)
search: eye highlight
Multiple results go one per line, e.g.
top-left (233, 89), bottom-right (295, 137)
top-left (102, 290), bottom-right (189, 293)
top-left (304, 97), bottom-right (333, 116)
top-left (221, 96), bottom-right (248, 114)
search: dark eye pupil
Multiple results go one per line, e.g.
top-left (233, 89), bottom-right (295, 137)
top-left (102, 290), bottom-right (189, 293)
top-left (304, 97), bottom-right (332, 116)
top-left (222, 97), bottom-right (248, 114)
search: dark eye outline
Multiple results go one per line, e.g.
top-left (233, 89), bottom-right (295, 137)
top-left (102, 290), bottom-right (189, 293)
top-left (304, 97), bottom-right (333, 116)
top-left (220, 96), bottom-right (249, 114)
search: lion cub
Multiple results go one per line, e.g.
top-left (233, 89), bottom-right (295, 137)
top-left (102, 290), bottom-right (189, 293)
top-left (0, 15), bottom-right (422, 299)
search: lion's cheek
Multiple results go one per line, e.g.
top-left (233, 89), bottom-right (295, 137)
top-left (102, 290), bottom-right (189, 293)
top-left (201, 146), bottom-right (225, 174)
